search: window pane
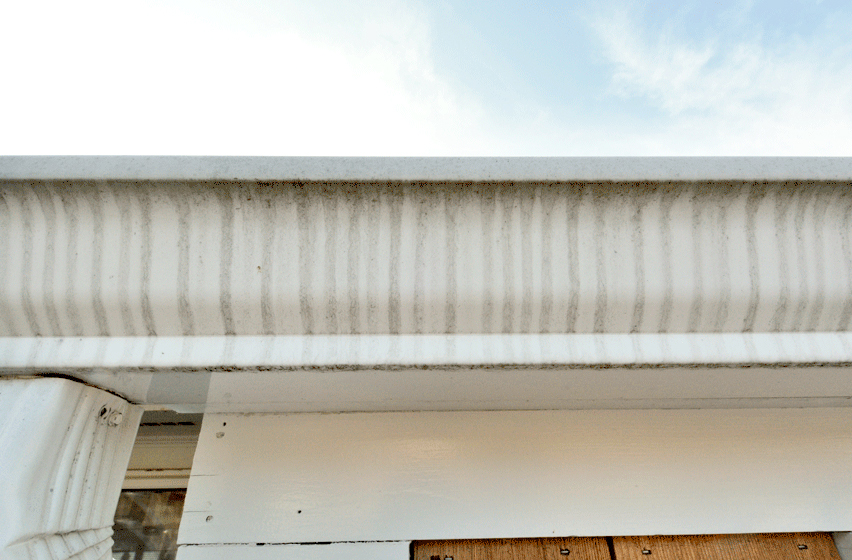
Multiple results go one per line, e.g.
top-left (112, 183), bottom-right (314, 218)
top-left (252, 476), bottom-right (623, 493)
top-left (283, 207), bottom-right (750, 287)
top-left (112, 490), bottom-right (186, 560)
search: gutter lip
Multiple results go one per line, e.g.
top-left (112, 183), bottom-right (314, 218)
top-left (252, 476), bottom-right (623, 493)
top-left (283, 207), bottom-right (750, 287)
top-left (2, 333), bottom-right (851, 370)
top-left (2, 156), bottom-right (852, 182)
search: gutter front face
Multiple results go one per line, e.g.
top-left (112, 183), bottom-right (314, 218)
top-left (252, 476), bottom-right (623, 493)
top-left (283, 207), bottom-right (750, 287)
top-left (1, 158), bottom-right (851, 559)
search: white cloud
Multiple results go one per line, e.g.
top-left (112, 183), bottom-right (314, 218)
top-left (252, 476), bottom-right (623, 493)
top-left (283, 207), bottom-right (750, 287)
top-left (4, 0), bottom-right (849, 156)
top-left (591, 5), bottom-right (852, 155)
top-left (0, 0), bottom-right (498, 155)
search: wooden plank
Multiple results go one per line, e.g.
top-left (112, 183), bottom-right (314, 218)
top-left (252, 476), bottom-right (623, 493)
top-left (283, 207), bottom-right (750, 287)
top-left (413, 538), bottom-right (610, 560)
top-left (177, 409), bottom-right (852, 545)
top-left (613, 533), bottom-right (842, 560)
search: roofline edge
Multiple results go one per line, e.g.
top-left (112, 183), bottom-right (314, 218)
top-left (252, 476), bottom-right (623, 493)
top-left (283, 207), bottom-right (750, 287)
top-left (3, 156), bottom-right (852, 182)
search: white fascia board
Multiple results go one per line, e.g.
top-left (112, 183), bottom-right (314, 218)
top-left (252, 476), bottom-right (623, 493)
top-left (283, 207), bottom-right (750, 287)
top-left (178, 408), bottom-right (852, 545)
top-left (2, 156), bottom-right (852, 182)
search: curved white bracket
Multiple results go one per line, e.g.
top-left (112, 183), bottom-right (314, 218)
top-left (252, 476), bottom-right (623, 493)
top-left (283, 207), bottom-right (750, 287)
top-left (0, 377), bottom-right (142, 560)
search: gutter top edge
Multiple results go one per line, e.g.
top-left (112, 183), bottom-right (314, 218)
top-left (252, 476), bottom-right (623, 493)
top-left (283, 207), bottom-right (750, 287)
top-left (3, 157), bottom-right (852, 182)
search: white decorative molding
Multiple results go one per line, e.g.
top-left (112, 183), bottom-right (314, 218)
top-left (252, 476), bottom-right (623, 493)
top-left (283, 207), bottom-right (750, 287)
top-left (0, 378), bottom-right (142, 560)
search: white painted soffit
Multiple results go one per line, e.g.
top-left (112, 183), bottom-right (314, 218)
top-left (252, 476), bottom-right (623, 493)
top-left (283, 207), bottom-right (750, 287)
top-left (3, 156), bottom-right (852, 182)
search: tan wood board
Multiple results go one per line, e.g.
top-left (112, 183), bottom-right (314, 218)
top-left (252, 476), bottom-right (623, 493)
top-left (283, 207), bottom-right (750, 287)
top-left (613, 533), bottom-right (841, 560)
top-left (412, 537), bottom-right (611, 560)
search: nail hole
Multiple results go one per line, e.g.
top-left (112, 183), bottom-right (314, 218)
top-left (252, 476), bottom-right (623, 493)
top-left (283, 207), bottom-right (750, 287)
top-left (642, 550), bottom-right (652, 555)
top-left (431, 556), bottom-right (440, 560)
top-left (560, 549), bottom-right (571, 556)
top-left (216, 432), bottom-right (224, 438)
top-left (99, 407), bottom-right (108, 417)
top-left (798, 545), bottom-right (808, 550)
top-left (298, 510), bottom-right (302, 514)
top-left (223, 422), bottom-right (227, 426)
top-left (206, 516), bottom-right (213, 522)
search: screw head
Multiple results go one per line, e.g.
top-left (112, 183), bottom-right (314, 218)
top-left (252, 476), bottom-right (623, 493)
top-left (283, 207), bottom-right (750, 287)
top-left (108, 411), bottom-right (124, 426)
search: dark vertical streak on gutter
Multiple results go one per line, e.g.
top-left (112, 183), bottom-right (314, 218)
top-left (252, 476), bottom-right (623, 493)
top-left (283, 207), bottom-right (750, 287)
top-left (139, 187), bottom-right (156, 336)
top-left (388, 183), bottom-right (402, 334)
top-left (296, 183), bottom-right (313, 335)
top-left (687, 187), bottom-right (703, 332)
top-left (413, 186), bottom-right (426, 334)
top-left (445, 187), bottom-right (457, 334)
top-left (260, 186), bottom-right (274, 335)
top-left (175, 192), bottom-right (195, 336)
top-left (367, 186), bottom-right (380, 333)
top-left (592, 186), bottom-right (607, 333)
top-left (519, 186), bottom-right (534, 333)
top-left (791, 186), bottom-right (809, 330)
top-left (566, 185), bottom-right (581, 333)
top-left (322, 188), bottom-right (338, 334)
top-left (657, 188), bottom-right (676, 333)
top-left (807, 185), bottom-right (829, 331)
top-left (20, 187), bottom-right (41, 335)
top-left (347, 184), bottom-right (361, 335)
top-left (218, 187), bottom-right (235, 335)
top-left (838, 190), bottom-right (852, 331)
top-left (57, 187), bottom-right (83, 336)
top-left (539, 185), bottom-right (553, 333)
top-left (481, 184), bottom-right (495, 333)
top-left (742, 183), bottom-right (765, 332)
top-left (0, 190), bottom-right (18, 335)
top-left (34, 184), bottom-right (61, 336)
top-left (87, 185), bottom-right (109, 336)
top-left (501, 185), bottom-right (515, 333)
top-left (115, 184), bottom-right (135, 336)
top-left (771, 187), bottom-right (792, 331)
top-left (630, 192), bottom-right (645, 333)
top-left (713, 195), bottom-right (731, 332)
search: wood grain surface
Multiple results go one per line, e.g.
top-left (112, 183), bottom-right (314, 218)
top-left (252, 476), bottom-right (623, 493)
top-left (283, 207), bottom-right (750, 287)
top-left (613, 533), bottom-right (841, 560)
top-left (413, 537), bottom-right (611, 560)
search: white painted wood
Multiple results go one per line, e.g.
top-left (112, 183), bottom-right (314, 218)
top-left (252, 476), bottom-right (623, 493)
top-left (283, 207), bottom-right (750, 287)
top-left (177, 542), bottom-right (411, 560)
top-left (197, 364), bottom-right (852, 413)
top-left (179, 409), bottom-right (852, 546)
top-left (0, 377), bottom-right (142, 560)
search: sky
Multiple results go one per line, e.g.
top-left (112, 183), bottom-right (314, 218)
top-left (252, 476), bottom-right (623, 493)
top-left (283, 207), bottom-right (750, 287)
top-left (2, 0), bottom-right (851, 155)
